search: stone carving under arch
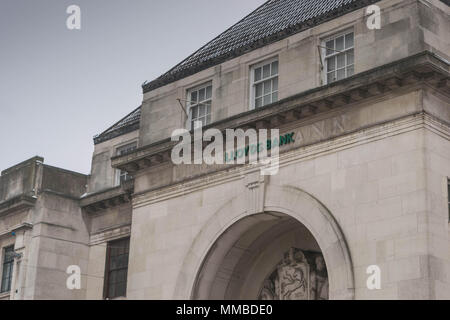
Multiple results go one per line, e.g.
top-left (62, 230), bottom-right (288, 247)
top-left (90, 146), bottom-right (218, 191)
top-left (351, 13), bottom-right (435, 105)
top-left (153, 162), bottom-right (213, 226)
top-left (173, 184), bottom-right (354, 300)
top-left (258, 248), bottom-right (328, 300)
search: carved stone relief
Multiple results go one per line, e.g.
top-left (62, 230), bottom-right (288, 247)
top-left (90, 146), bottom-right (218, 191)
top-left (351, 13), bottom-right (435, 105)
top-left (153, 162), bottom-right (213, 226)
top-left (258, 247), bottom-right (328, 300)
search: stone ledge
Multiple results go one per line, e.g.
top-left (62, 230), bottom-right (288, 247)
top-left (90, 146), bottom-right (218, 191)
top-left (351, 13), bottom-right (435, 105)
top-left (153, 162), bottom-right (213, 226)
top-left (112, 51), bottom-right (450, 175)
top-left (80, 180), bottom-right (134, 213)
top-left (0, 222), bottom-right (33, 240)
top-left (89, 224), bottom-right (131, 246)
top-left (0, 292), bottom-right (11, 300)
top-left (0, 195), bottom-right (37, 216)
top-left (0, 156), bottom-right (43, 176)
top-left (132, 111), bottom-right (445, 208)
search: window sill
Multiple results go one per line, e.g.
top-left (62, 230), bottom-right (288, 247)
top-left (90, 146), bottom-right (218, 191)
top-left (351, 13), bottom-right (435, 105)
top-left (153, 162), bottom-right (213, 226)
top-left (0, 291), bottom-right (11, 300)
top-left (105, 296), bottom-right (127, 301)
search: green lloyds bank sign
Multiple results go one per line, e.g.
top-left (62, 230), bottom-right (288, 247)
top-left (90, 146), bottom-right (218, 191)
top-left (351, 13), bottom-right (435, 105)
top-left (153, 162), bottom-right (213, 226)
top-left (224, 132), bottom-right (295, 163)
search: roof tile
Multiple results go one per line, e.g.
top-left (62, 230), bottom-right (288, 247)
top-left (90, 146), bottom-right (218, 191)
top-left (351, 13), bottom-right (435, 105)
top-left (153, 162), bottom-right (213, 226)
top-left (94, 106), bottom-right (141, 144)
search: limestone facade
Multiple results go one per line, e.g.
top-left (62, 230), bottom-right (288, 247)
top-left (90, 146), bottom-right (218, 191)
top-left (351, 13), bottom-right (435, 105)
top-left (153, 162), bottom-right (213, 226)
top-left (0, 0), bottom-right (449, 300)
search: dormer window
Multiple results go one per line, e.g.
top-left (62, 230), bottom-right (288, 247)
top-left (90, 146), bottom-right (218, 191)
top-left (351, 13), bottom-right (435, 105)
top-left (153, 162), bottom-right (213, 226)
top-left (187, 83), bottom-right (212, 130)
top-left (250, 58), bottom-right (279, 109)
top-left (323, 30), bottom-right (354, 84)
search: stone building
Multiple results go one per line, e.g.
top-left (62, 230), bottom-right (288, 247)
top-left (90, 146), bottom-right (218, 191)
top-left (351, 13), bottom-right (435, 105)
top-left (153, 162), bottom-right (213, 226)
top-left (1, 0), bottom-right (449, 300)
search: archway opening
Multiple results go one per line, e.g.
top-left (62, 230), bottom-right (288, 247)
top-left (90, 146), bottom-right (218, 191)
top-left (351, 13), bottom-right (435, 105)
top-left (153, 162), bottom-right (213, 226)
top-left (192, 211), bottom-right (329, 300)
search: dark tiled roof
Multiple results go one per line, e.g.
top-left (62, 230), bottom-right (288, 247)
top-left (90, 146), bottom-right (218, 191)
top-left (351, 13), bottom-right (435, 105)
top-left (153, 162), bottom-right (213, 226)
top-left (94, 106), bottom-right (141, 144)
top-left (98, 0), bottom-right (384, 144)
top-left (143, 0), bottom-right (382, 93)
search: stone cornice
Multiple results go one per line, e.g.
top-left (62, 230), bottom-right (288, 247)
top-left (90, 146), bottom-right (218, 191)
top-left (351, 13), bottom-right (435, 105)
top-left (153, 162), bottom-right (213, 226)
top-left (0, 156), bottom-right (43, 176)
top-left (0, 222), bottom-right (33, 240)
top-left (40, 189), bottom-right (82, 201)
top-left (89, 224), bottom-right (131, 246)
top-left (113, 52), bottom-right (449, 176)
top-left (80, 180), bottom-right (134, 213)
top-left (132, 111), bottom-right (447, 208)
top-left (0, 195), bottom-right (37, 217)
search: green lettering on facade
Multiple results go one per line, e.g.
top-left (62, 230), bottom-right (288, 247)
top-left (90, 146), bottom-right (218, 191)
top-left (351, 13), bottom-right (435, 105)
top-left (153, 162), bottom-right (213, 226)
top-left (224, 132), bottom-right (295, 163)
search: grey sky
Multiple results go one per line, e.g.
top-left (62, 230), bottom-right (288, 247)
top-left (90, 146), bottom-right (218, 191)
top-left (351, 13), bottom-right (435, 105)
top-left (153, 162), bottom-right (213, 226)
top-left (0, 0), bottom-right (266, 174)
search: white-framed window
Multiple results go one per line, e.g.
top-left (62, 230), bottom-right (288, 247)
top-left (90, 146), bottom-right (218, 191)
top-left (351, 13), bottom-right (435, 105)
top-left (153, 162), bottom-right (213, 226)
top-left (116, 141), bottom-right (137, 185)
top-left (322, 30), bottom-right (354, 84)
top-left (250, 58), bottom-right (279, 109)
top-left (103, 237), bottom-right (130, 299)
top-left (1, 246), bottom-right (14, 293)
top-left (187, 82), bottom-right (212, 130)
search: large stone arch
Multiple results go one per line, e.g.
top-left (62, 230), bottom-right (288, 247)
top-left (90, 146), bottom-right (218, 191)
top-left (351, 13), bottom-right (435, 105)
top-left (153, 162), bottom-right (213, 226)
top-left (173, 184), bottom-right (354, 300)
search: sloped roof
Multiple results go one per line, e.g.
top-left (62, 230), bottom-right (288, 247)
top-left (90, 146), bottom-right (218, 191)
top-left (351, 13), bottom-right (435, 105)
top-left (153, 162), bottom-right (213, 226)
top-left (96, 0), bottom-right (386, 144)
top-left (143, 0), bottom-right (382, 93)
top-left (94, 106), bottom-right (141, 144)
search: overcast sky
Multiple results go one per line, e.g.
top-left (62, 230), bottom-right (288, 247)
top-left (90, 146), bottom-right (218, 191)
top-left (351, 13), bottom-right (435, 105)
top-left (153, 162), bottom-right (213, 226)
top-left (0, 0), bottom-right (266, 174)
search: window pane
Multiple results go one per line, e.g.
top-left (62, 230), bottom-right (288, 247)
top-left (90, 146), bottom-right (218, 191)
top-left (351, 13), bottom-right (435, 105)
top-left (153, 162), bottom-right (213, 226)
top-left (347, 49), bottom-right (354, 65)
top-left (271, 61), bottom-right (278, 76)
top-left (272, 92), bottom-right (278, 102)
top-left (326, 40), bottom-right (334, 55)
top-left (337, 68), bottom-right (345, 80)
top-left (199, 88), bottom-right (205, 101)
top-left (108, 285), bottom-right (115, 299)
top-left (117, 143), bottom-right (137, 156)
top-left (347, 65), bottom-right (354, 77)
top-left (337, 53), bottom-right (345, 69)
top-left (118, 255), bottom-right (129, 269)
top-left (206, 114), bottom-right (211, 125)
top-left (205, 86), bottom-right (212, 99)
top-left (327, 72), bottom-right (335, 83)
top-left (5, 248), bottom-right (14, 263)
top-left (116, 282), bottom-right (126, 298)
top-left (255, 97), bottom-right (262, 108)
top-left (199, 104), bottom-right (206, 116)
top-left (262, 64), bottom-right (270, 79)
top-left (118, 270), bottom-right (127, 283)
top-left (120, 171), bottom-right (132, 183)
top-left (327, 57), bottom-right (335, 72)
top-left (191, 106), bottom-right (198, 119)
top-left (105, 239), bottom-right (130, 299)
top-left (345, 33), bottom-right (354, 49)
top-left (254, 67), bottom-right (262, 81)
top-left (1, 246), bottom-right (14, 293)
top-left (190, 91), bottom-right (197, 103)
top-left (335, 36), bottom-right (344, 51)
top-left (110, 271), bottom-right (117, 284)
top-left (263, 80), bottom-right (271, 95)
top-left (255, 83), bottom-right (263, 97)
top-left (110, 258), bottom-right (117, 270)
top-left (263, 94), bottom-right (271, 106)
top-left (272, 77), bottom-right (278, 91)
